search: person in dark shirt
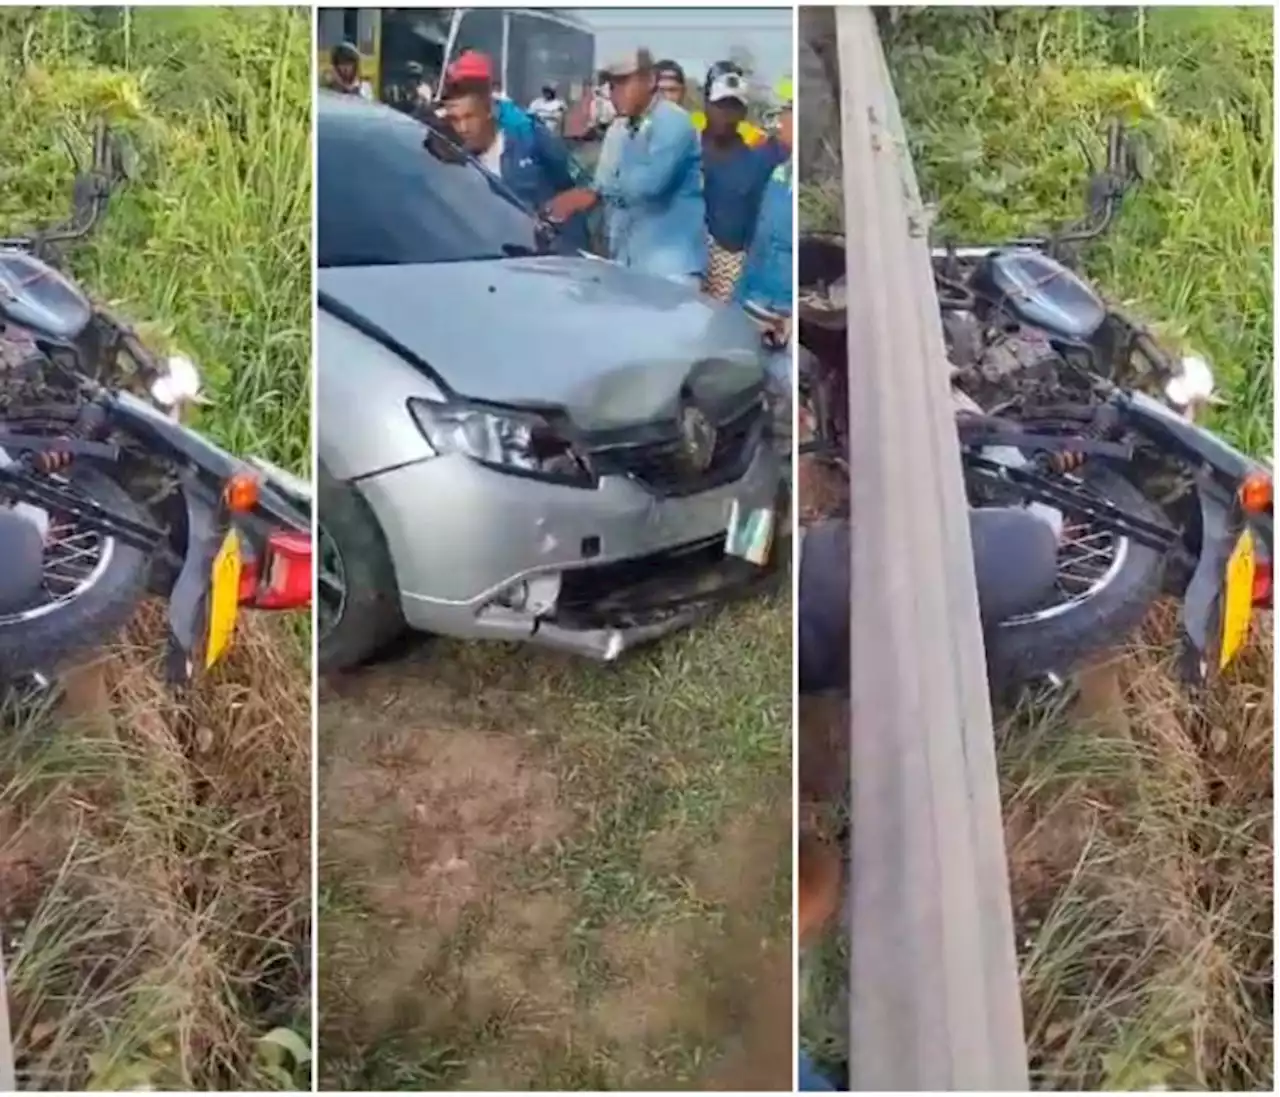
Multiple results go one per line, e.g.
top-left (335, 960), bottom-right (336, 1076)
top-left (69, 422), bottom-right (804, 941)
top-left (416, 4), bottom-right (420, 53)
top-left (700, 64), bottom-right (772, 301)
top-left (654, 59), bottom-right (687, 105)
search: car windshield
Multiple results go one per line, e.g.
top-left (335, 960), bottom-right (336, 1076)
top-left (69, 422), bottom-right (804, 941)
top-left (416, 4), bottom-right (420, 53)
top-left (317, 97), bottom-right (571, 267)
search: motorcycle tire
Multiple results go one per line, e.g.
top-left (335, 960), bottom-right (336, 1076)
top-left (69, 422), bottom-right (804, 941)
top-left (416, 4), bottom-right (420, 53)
top-left (317, 464), bottom-right (406, 674)
top-left (984, 462), bottom-right (1167, 684)
top-left (0, 465), bottom-right (150, 681)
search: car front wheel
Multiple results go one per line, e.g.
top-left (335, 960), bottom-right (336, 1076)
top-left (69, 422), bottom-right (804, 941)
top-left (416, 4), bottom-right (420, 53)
top-left (317, 465), bottom-right (407, 672)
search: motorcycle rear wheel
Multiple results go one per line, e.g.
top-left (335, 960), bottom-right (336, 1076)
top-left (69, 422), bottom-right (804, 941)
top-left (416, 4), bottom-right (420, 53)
top-left (0, 464), bottom-right (150, 680)
top-left (985, 462), bottom-right (1167, 684)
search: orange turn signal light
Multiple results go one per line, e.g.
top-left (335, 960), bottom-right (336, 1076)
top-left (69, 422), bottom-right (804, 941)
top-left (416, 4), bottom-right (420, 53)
top-left (1239, 471), bottom-right (1273, 515)
top-left (223, 470), bottom-right (261, 514)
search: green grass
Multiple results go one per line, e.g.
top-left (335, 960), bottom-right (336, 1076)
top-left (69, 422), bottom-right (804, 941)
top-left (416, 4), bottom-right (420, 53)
top-left (799, 7), bottom-right (1273, 1089)
top-left (319, 596), bottom-right (793, 1090)
top-left (0, 5), bottom-right (312, 471)
top-left (0, 7), bottom-right (312, 1090)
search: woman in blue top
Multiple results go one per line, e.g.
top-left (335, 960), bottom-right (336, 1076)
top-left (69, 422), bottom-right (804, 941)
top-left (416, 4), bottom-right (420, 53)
top-left (700, 63), bottom-right (775, 301)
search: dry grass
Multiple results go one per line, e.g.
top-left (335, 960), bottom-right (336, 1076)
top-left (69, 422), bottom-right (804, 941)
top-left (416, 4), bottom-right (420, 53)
top-left (1004, 609), bottom-right (1272, 1090)
top-left (0, 9), bottom-right (312, 1089)
top-left (0, 606), bottom-right (310, 1090)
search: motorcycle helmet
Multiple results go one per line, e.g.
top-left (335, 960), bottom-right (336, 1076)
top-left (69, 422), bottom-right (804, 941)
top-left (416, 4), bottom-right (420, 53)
top-left (330, 41), bottom-right (360, 68)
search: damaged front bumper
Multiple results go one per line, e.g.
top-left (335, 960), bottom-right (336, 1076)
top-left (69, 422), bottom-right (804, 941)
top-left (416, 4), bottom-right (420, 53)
top-left (357, 434), bottom-right (784, 658)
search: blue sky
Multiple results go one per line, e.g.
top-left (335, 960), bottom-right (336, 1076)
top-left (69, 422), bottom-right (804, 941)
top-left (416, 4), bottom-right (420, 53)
top-left (579, 8), bottom-right (792, 85)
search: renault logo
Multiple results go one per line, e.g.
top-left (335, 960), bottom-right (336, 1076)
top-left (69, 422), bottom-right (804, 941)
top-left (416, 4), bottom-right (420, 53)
top-left (677, 404), bottom-right (717, 474)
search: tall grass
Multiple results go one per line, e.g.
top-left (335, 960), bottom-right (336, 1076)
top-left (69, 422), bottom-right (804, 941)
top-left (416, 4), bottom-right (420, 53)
top-left (0, 5), bottom-right (312, 470)
top-left (0, 8), bottom-right (312, 1090)
top-left (885, 6), bottom-right (1273, 455)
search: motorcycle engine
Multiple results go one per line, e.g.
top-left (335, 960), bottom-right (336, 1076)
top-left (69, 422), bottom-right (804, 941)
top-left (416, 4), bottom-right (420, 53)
top-left (0, 325), bottom-right (60, 410)
top-left (943, 310), bottom-right (1067, 410)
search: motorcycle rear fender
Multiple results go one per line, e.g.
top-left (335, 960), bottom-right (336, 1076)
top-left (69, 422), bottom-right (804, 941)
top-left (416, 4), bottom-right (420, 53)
top-left (1118, 390), bottom-right (1258, 487)
top-left (165, 476), bottom-right (223, 684)
top-left (1180, 475), bottom-right (1272, 680)
top-left (1181, 475), bottom-right (1234, 676)
top-left (165, 473), bottom-right (289, 683)
top-left (106, 390), bottom-right (309, 532)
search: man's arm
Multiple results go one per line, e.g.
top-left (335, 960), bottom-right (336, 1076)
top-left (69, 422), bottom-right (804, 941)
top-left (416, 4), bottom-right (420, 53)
top-left (531, 122), bottom-right (587, 192)
top-left (594, 109), bottom-right (697, 206)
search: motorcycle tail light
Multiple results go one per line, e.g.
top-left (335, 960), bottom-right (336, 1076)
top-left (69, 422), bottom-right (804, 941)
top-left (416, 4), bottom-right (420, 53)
top-left (241, 530), bottom-right (312, 610)
top-left (1252, 557), bottom-right (1272, 609)
top-left (224, 471), bottom-right (262, 515)
top-left (1239, 471), bottom-right (1272, 515)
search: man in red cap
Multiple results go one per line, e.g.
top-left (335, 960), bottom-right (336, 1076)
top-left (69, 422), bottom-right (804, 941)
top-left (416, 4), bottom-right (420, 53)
top-left (444, 50), bottom-right (528, 137)
top-left (440, 50), bottom-right (590, 250)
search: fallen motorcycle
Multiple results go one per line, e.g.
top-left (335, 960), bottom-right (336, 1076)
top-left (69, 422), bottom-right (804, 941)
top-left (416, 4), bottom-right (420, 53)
top-left (0, 121), bottom-right (313, 685)
top-left (798, 121), bottom-right (1272, 685)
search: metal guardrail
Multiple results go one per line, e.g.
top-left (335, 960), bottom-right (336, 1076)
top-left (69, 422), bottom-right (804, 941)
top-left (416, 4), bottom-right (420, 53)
top-left (0, 943), bottom-right (13, 1091)
top-left (836, 8), bottom-right (1030, 1090)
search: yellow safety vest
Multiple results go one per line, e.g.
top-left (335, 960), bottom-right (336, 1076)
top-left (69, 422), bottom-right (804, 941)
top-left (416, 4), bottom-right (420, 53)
top-left (690, 110), bottom-right (768, 148)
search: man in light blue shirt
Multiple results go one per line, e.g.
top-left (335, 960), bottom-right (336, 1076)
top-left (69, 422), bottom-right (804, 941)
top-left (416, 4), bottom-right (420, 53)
top-left (544, 48), bottom-right (706, 283)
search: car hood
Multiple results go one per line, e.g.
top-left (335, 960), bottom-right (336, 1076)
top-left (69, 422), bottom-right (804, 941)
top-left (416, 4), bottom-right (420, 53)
top-left (317, 256), bottom-right (768, 432)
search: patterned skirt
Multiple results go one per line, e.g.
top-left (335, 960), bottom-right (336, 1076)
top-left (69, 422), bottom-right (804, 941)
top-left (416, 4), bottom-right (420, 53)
top-left (703, 236), bottom-right (746, 301)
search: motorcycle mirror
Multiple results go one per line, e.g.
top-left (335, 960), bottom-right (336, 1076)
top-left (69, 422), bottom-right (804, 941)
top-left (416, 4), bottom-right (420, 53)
top-left (70, 173), bottom-right (100, 224)
top-left (58, 129), bottom-right (84, 175)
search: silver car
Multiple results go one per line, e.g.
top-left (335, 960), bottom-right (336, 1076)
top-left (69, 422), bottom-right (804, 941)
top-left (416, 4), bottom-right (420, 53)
top-left (316, 93), bottom-right (784, 671)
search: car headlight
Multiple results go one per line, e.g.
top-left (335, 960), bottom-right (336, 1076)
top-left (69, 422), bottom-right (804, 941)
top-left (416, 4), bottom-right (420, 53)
top-left (408, 397), bottom-right (594, 486)
top-left (150, 354), bottom-right (203, 410)
top-left (1163, 353), bottom-right (1216, 412)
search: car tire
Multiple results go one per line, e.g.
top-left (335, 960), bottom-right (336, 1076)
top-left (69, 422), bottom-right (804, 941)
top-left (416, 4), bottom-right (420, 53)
top-left (317, 465), bottom-right (406, 672)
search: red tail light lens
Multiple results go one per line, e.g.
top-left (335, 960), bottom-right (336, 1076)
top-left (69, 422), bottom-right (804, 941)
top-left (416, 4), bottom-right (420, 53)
top-left (240, 530), bottom-right (312, 610)
top-left (1252, 557), bottom-right (1272, 609)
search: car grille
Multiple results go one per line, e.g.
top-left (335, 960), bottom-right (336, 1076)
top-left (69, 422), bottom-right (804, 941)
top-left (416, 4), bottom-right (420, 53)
top-left (588, 396), bottom-right (767, 497)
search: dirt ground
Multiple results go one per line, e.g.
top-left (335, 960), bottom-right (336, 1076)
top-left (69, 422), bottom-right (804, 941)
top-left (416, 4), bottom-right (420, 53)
top-left (317, 598), bottom-right (792, 1091)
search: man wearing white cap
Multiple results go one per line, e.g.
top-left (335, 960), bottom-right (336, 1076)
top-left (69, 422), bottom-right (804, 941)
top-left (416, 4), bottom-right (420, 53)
top-left (700, 62), bottom-right (774, 301)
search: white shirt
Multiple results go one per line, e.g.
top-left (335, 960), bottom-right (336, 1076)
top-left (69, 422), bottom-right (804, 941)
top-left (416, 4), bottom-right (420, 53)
top-left (592, 92), bottom-right (616, 128)
top-left (528, 96), bottom-right (566, 130)
top-left (478, 129), bottom-right (505, 176)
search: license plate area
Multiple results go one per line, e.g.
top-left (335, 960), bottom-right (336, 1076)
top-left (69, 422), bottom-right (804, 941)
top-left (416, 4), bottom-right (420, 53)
top-left (725, 499), bottom-right (775, 566)
top-left (205, 527), bottom-right (242, 669)
top-left (1218, 526), bottom-right (1256, 670)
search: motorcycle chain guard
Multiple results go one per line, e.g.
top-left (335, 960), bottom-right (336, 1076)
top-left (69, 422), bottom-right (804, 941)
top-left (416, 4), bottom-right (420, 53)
top-left (965, 453), bottom-right (1180, 553)
top-left (0, 463), bottom-right (163, 551)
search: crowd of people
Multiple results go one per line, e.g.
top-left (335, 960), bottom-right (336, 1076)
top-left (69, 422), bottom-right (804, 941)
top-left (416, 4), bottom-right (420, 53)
top-left (322, 40), bottom-right (794, 391)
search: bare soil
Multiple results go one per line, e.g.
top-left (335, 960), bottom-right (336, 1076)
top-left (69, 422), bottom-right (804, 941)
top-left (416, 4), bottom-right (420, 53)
top-left (318, 608), bottom-right (792, 1091)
